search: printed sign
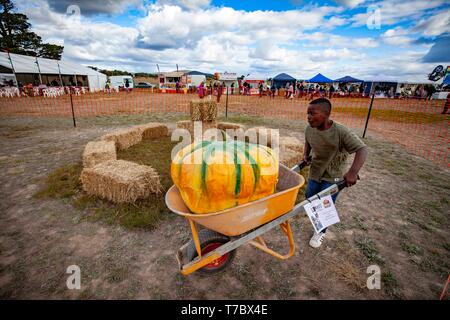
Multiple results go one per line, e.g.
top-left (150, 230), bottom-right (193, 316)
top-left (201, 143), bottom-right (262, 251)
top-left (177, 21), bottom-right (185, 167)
top-left (304, 195), bottom-right (340, 233)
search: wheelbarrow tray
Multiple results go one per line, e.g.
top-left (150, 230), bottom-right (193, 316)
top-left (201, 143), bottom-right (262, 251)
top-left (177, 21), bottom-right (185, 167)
top-left (165, 164), bottom-right (305, 237)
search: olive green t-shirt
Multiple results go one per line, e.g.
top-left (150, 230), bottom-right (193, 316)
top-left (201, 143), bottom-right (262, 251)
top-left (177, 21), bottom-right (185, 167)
top-left (305, 121), bottom-right (366, 183)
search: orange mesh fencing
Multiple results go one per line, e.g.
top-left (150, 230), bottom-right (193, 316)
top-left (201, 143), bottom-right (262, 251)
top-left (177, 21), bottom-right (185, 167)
top-left (0, 88), bottom-right (448, 168)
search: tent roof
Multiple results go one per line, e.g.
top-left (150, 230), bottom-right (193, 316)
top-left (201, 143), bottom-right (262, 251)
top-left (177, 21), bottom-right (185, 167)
top-left (160, 71), bottom-right (184, 78)
top-left (0, 52), bottom-right (106, 78)
top-left (443, 74), bottom-right (450, 85)
top-left (334, 75), bottom-right (364, 83)
top-left (273, 73), bottom-right (296, 81)
top-left (187, 71), bottom-right (213, 78)
top-left (308, 73), bottom-right (333, 83)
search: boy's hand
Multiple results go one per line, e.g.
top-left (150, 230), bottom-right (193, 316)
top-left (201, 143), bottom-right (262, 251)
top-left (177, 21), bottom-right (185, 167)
top-left (343, 171), bottom-right (358, 187)
top-left (303, 155), bottom-right (312, 164)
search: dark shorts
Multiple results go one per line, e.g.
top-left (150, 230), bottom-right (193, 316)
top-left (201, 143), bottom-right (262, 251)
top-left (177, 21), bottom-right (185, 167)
top-left (305, 179), bottom-right (339, 203)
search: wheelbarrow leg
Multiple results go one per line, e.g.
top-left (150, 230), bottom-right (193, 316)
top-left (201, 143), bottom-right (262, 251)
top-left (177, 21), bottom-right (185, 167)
top-left (188, 219), bottom-right (202, 258)
top-left (248, 220), bottom-right (296, 260)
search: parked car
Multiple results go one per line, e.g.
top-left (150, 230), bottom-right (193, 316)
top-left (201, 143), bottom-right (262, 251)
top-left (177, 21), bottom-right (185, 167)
top-left (135, 82), bottom-right (155, 89)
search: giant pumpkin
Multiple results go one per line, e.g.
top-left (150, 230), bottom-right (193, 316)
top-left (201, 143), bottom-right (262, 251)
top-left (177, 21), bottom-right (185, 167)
top-left (171, 140), bottom-right (279, 214)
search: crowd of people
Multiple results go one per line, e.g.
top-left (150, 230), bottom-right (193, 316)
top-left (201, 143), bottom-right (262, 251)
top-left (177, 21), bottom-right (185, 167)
top-left (193, 79), bottom-right (447, 102)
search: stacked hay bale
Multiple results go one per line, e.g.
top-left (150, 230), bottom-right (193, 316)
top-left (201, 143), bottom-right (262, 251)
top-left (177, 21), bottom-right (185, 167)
top-left (278, 136), bottom-right (304, 168)
top-left (177, 99), bottom-right (219, 141)
top-left (244, 126), bottom-right (278, 147)
top-left (80, 122), bottom-right (169, 204)
top-left (101, 127), bottom-right (143, 151)
top-left (81, 160), bottom-right (162, 203)
top-left (138, 122), bottom-right (169, 140)
top-left (190, 99), bottom-right (217, 122)
top-left (217, 122), bottom-right (245, 131)
top-left (83, 141), bottom-right (116, 169)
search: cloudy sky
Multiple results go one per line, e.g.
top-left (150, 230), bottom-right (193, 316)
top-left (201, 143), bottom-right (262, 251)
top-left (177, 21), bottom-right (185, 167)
top-left (13, 0), bottom-right (450, 81)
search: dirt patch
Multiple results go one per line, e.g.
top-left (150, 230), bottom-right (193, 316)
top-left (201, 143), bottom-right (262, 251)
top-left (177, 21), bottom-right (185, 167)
top-left (0, 115), bottom-right (448, 299)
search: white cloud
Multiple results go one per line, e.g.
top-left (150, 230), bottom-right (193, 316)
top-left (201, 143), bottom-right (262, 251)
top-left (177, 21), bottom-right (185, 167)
top-left (413, 10), bottom-right (450, 36)
top-left (136, 5), bottom-right (345, 50)
top-left (333, 0), bottom-right (366, 9)
top-left (351, 0), bottom-right (446, 27)
top-left (155, 0), bottom-right (211, 11)
top-left (11, 0), bottom-right (446, 81)
top-left (381, 27), bottom-right (414, 46)
top-left (302, 32), bottom-right (379, 48)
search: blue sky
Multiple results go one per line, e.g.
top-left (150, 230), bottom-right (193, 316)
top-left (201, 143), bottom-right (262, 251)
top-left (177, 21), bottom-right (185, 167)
top-left (14, 0), bottom-right (450, 81)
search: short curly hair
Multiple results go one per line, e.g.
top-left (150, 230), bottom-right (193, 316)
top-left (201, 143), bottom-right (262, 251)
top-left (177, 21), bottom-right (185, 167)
top-left (309, 98), bottom-right (332, 113)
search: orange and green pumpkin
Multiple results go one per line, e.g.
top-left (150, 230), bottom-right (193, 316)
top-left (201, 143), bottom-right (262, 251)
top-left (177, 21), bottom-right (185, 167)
top-left (171, 140), bottom-right (279, 214)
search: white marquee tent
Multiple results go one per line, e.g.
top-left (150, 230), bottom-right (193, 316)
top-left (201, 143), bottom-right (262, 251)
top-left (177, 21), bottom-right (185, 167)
top-left (0, 52), bottom-right (107, 92)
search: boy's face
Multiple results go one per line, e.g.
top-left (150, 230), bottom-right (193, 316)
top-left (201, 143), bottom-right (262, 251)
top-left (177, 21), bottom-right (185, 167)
top-left (307, 104), bottom-right (329, 128)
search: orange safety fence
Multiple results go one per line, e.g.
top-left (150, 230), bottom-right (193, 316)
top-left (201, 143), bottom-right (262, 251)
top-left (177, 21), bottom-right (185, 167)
top-left (0, 88), bottom-right (448, 168)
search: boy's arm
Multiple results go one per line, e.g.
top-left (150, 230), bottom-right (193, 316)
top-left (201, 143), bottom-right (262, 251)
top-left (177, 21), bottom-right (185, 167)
top-left (344, 146), bottom-right (368, 187)
top-left (303, 140), bottom-right (311, 163)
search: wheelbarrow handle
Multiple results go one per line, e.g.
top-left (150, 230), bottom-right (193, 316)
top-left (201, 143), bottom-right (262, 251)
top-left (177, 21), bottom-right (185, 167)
top-left (291, 156), bottom-right (312, 172)
top-left (336, 175), bottom-right (360, 191)
top-left (291, 157), bottom-right (360, 191)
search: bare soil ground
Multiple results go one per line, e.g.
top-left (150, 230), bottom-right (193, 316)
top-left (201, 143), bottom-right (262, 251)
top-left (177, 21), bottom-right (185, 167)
top-left (0, 114), bottom-right (449, 299)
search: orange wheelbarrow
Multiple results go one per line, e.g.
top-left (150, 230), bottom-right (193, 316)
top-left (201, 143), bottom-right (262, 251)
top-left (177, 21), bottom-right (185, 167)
top-left (165, 162), bottom-right (347, 276)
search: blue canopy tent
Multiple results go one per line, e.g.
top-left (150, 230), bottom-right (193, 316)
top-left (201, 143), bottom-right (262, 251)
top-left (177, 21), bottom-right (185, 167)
top-left (187, 71), bottom-right (214, 78)
top-left (443, 73), bottom-right (450, 85)
top-left (308, 73), bottom-right (333, 83)
top-left (334, 75), bottom-right (364, 83)
top-left (272, 73), bottom-right (297, 88)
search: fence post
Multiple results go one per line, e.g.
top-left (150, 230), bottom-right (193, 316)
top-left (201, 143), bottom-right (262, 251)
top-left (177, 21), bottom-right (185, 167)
top-left (70, 92), bottom-right (77, 127)
top-left (362, 94), bottom-right (374, 138)
top-left (225, 86), bottom-right (229, 118)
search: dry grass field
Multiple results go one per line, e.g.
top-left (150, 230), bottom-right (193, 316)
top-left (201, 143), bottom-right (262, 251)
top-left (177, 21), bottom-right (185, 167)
top-left (0, 113), bottom-right (448, 299)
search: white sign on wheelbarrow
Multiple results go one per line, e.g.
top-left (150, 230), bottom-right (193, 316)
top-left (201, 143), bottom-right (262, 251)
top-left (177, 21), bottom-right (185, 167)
top-left (304, 195), bottom-right (340, 233)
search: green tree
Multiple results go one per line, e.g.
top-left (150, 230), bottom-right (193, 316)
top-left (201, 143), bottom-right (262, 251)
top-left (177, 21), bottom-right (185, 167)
top-left (0, 0), bottom-right (64, 59)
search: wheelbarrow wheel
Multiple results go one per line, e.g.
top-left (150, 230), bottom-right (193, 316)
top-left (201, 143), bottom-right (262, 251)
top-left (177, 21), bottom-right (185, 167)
top-left (186, 229), bottom-right (236, 274)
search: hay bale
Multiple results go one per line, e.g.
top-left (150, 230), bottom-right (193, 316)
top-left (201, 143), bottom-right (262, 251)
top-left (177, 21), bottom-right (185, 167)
top-left (279, 136), bottom-right (303, 153)
top-left (190, 100), bottom-right (217, 121)
top-left (176, 120), bottom-right (191, 130)
top-left (138, 123), bottom-right (169, 140)
top-left (217, 122), bottom-right (245, 131)
top-left (83, 140), bottom-right (117, 168)
top-left (245, 126), bottom-right (278, 147)
top-left (176, 120), bottom-right (223, 142)
top-left (278, 136), bottom-right (304, 168)
top-left (279, 149), bottom-right (304, 169)
top-left (101, 127), bottom-right (143, 151)
top-left (81, 160), bottom-right (162, 203)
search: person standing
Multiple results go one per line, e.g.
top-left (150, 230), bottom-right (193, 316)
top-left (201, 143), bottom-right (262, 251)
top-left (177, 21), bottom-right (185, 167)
top-left (329, 85), bottom-right (335, 99)
top-left (259, 82), bottom-right (264, 98)
top-left (288, 82), bottom-right (294, 99)
top-left (217, 82), bottom-right (224, 103)
top-left (303, 98), bottom-right (368, 248)
top-left (198, 82), bottom-right (205, 99)
top-left (124, 78), bottom-right (130, 94)
top-left (441, 92), bottom-right (450, 114)
top-left (105, 80), bottom-right (111, 95)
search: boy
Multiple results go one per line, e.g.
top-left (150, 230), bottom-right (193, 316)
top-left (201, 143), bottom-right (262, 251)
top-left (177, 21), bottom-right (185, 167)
top-left (303, 98), bottom-right (368, 248)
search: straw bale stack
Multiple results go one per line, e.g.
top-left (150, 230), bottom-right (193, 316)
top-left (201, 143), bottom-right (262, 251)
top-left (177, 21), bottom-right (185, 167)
top-left (217, 122), bottom-right (245, 131)
top-left (80, 160), bottom-right (162, 203)
top-left (138, 123), bottom-right (169, 140)
top-left (190, 100), bottom-right (217, 121)
top-left (101, 127), bottom-right (143, 150)
top-left (278, 136), bottom-right (304, 168)
top-left (82, 141), bottom-right (117, 169)
top-left (176, 120), bottom-right (223, 141)
top-left (245, 126), bottom-right (278, 147)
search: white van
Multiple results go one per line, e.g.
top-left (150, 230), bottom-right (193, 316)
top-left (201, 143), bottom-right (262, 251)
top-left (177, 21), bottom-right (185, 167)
top-left (109, 76), bottom-right (134, 90)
